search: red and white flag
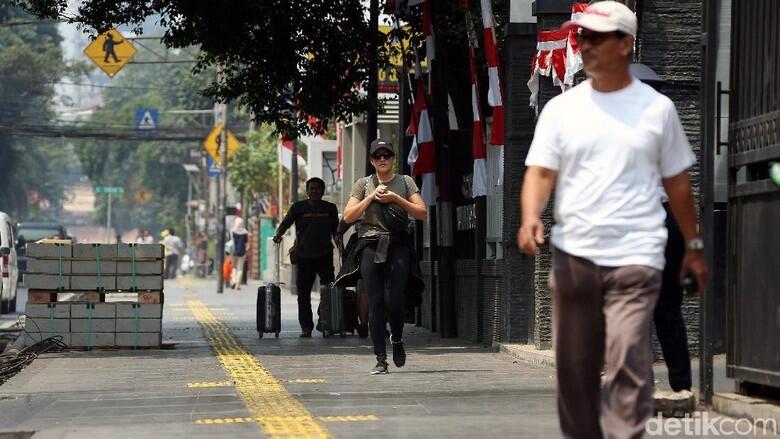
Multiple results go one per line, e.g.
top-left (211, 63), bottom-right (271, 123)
top-left (465, 11), bottom-right (488, 198)
top-left (408, 77), bottom-right (437, 206)
top-left (480, 0), bottom-right (505, 185)
top-left (528, 2), bottom-right (588, 108)
top-left (278, 139), bottom-right (306, 170)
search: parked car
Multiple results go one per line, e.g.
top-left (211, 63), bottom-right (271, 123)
top-left (0, 212), bottom-right (19, 314)
top-left (15, 222), bottom-right (69, 279)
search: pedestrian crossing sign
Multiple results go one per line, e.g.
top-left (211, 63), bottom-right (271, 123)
top-left (83, 28), bottom-right (137, 78)
top-left (203, 124), bottom-right (241, 165)
top-left (135, 108), bottom-right (158, 131)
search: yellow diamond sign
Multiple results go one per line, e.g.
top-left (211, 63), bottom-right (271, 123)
top-left (83, 28), bottom-right (137, 78)
top-left (203, 124), bottom-right (241, 165)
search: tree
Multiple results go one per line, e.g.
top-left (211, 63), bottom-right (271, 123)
top-left (16, 0), bottom-right (394, 138)
top-left (0, 1), bottom-right (80, 220)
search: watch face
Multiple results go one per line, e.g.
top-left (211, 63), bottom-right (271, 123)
top-left (688, 238), bottom-right (704, 250)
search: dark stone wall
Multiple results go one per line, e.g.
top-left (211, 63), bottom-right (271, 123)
top-left (501, 24), bottom-right (538, 344)
top-left (637, 0), bottom-right (703, 359)
top-left (455, 260), bottom-right (479, 343)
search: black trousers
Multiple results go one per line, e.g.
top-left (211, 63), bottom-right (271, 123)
top-left (296, 255), bottom-right (335, 331)
top-left (360, 243), bottom-right (411, 358)
top-left (654, 203), bottom-right (693, 391)
top-left (165, 254), bottom-right (179, 279)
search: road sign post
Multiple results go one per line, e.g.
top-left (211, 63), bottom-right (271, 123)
top-left (95, 186), bottom-right (124, 243)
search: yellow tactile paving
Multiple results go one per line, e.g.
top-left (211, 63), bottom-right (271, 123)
top-left (187, 298), bottom-right (331, 438)
top-left (187, 381), bottom-right (233, 388)
top-left (193, 416), bottom-right (378, 425)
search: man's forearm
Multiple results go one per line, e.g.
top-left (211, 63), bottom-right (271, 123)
top-left (663, 172), bottom-right (699, 241)
top-left (521, 167), bottom-right (556, 222)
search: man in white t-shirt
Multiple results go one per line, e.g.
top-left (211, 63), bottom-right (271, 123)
top-left (517, 2), bottom-right (708, 438)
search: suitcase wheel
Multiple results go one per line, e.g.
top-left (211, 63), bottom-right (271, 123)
top-left (322, 331), bottom-right (330, 338)
top-left (275, 332), bottom-right (280, 338)
top-left (258, 331), bottom-right (264, 339)
top-left (340, 332), bottom-right (347, 338)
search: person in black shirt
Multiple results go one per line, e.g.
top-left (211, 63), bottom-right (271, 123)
top-left (274, 177), bottom-right (339, 337)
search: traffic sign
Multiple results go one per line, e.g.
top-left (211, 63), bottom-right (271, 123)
top-left (95, 186), bottom-right (124, 194)
top-left (203, 124), bottom-right (241, 165)
top-left (83, 28), bottom-right (137, 78)
top-left (134, 189), bottom-right (153, 204)
top-left (135, 108), bottom-right (158, 131)
top-left (207, 157), bottom-right (221, 177)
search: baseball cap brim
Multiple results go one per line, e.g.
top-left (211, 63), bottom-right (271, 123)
top-left (561, 15), bottom-right (622, 34)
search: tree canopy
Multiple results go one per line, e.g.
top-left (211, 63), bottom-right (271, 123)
top-left (15, 0), bottom-right (393, 137)
top-left (0, 1), bottom-right (82, 220)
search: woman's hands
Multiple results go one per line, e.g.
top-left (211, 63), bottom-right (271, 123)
top-left (373, 184), bottom-right (401, 204)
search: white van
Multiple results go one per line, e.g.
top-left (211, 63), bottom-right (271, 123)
top-left (0, 212), bottom-right (19, 314)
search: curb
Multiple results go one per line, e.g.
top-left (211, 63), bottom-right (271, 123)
top-left (499, 343), bottom-right (556, 368)
top-left (713, 392), bottom-right (780, 427)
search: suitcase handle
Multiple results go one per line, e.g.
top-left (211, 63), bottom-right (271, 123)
top-left (274, 241), bottom-right (281, 285)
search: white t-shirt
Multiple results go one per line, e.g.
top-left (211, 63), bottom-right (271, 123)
top-left (525, 78), bottom-right (695, 270)
top-left (163, 235), bottom-right (183, 256)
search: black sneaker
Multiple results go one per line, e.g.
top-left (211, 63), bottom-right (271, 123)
top-left (371, 358), bottom-right (389, 375)
top-left (391, 336), bottom-right (406, 368)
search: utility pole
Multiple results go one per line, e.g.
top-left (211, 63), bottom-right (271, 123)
top-left (215, 68), bottom-right (229, 294)
top-left (291, 139), bottom-right (299, 204)
top-left (106, 191), bottom-right (112, 243)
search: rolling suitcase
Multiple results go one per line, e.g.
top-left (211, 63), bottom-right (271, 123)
top-left (318, 283), bottom-right (349, 337)
top-left (257, 242), bottom-right (281, 338)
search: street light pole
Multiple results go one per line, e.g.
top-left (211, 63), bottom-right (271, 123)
top-left (106, 191), bottom-right (112, 243)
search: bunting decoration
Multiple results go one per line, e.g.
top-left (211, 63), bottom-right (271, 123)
top-left (465, 7), bottom-right (488, 198)
top-left (409, 75), bottom-right (437, 206)
top-left (479, 0), bottom-right (505, 185)
top-left (528, 2), bottom-right (588, 109)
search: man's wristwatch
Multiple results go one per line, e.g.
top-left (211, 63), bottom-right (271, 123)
top-left (686, 237), bottom-right (704, 250)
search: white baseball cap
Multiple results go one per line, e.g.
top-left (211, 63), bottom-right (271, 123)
top-left (563, 1), bottom-right (637, 37)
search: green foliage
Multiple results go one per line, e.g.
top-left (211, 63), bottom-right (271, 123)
top-left (228, 127), bottom-right (279, 197)
top-left (0, 1), bottom-right (77, 220)
top-left (15, 0), bottom-right (394, 138)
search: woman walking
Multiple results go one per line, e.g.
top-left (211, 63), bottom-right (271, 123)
top-left (336, 139), bottom-right (427, 375)
top-left (230, 218), bottom-right (249, 290)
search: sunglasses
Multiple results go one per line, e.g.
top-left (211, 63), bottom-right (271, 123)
top-left (575, 30), bottom-right (628, 45)
top-left (371, 152), bottom-right (394, 160)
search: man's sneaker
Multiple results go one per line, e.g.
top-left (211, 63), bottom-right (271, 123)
top-left (391, 336), bottom-right (406, 368)
top-left (299, 330), bottom-right (312, 338)
top-left (371, 359), bottom-right (389, 375)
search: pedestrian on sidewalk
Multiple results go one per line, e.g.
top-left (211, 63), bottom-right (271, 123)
top-left (517, 2), bottom-right (708, 438)
top-left (336, 139), bottom-right (427, 375)
top-left (274, 177), bottom-right (339, 338)
top-left (230, 218), bottom-right (249, 290)
top-left (162, 228), bottom-right (184, 280)
top-left (655, 189), bottom-right (693, 395)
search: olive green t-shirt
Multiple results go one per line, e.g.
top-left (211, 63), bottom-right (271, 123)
top-left (349, 174), bottom-right (420, 237)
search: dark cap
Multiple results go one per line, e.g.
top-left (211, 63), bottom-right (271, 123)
top-left (369, 138), bottom-right (394, 156)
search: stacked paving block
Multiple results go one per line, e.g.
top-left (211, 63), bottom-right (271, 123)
top-left (24, 243), bottom-right (164, 349)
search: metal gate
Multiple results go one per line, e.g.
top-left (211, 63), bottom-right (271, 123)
top-left (726, 0), bottom-right (780, 391)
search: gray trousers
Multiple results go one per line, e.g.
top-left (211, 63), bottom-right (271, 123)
top-left (551, 247), bottom-right (661, 439)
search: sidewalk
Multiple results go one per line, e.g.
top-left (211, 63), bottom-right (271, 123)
top-left (0, 277), bottom-right (561, 438)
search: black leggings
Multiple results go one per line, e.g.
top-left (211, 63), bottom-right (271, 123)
top-left (360, 243), bottom-right (411, 358)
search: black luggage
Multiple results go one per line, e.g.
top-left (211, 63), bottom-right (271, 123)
top-left (318, 284), bottom-right (359, 337)
top-left (257, 242), bottom-right (281, 338)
